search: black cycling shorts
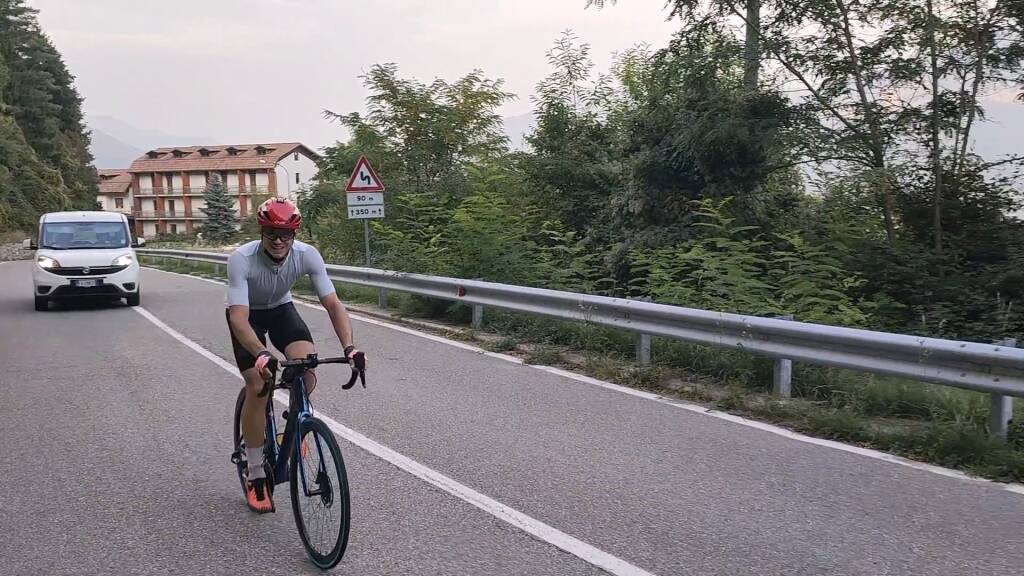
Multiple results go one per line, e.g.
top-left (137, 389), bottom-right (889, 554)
top-left (226, 302), bottom-right (313, 372)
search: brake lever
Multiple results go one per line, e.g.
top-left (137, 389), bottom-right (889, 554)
top-left (257, 358), bottom-right (279, 397)
top-left (341, 352), bottom-right (367, 390)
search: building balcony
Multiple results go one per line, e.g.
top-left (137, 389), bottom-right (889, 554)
top-left (132, 210), bottom-right (208, 220)
top-left (135, 186), bottom-right (270, 197)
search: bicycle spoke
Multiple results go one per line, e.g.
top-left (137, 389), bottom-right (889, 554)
top-left (290, 423), bottom-right (347, 566)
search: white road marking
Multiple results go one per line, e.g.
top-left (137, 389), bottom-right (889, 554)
top-left (132, 304), bottom-right (659, 576)
top-left (133, 306), bottom-right (238, 374)
top-left (143, 265), bottom-right (1024, 495)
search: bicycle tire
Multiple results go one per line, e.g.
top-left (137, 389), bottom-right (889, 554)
top-left (290, 418), bottom-right (351, 569)
top-left (232, 388), bottom-right (248, 494)
top-left (232, 387), bottom-right (276, 495)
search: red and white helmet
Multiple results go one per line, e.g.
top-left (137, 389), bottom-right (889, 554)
top-left (256, 197), bottom-right (302, 230)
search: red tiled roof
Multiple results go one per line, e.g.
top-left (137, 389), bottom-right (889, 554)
top-left (97, 169), bottom-right (131, 195)
top-left (128, 142), bottom-right (318, 173)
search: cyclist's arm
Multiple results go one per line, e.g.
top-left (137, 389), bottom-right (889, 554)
top-left (225, 251), bottom-right (268, 359)
top-left (305, 248), bottom-right (354, 350)
top-left (321, 293), bottom-right (354, 350)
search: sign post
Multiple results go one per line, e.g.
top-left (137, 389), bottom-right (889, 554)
top-left (344, 155), bottom-right (386, 266)
top-left (345, 156), bottom-right (387, 306)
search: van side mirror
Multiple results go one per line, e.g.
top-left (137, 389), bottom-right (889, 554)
top-left (132, 237), bottom-right (146, 247)
top-left (23, 238), bottom-right (37, 250)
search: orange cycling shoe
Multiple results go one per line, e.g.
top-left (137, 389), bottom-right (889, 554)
top-left (246, 477), bottom-right (275, 514)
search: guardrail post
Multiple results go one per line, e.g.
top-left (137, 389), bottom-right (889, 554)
top-left (213, 263), bottom-right (221, 276)
top-left (378, 288), bottom-right (388, 309)
top-left (636, 332), bottom-right (652, 366)
top-left (467, 277), bottom-right (484, 329)
top-left (472, 304), bottom-right (484, 329)
top-left (990, 338), bottom-right (1017, 440)
top-left (635, 296), bottom-right (652, 366)
top-left (773, 314), bottom-right (794, 398)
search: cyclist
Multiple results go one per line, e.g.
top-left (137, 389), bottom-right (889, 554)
top-left (226, 197), bottom-right (363, 513)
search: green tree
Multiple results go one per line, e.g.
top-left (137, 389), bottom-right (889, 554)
top-left (323, 63), bottom-right (513, 195)
top-left (0, 114), bottom-right (66, 229)
top-left (0, 0), bottom-right (96, 231)
top-left (199, 174), bottom-right (237, 244)
top-left (31, 33), bottom-right (97, 211)
top-left (311, 64), bottom-right (516, 269)
top-left (442, 164), bottom-right (542, 283)
top-left (630, 199), bottom-right (871, 326)
top-left (587, 0), bottom-right (766, 94)
top-left (520, 31), bottom-right (617, 233)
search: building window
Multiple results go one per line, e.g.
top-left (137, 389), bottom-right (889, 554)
top-left (114, 197), bottom-right (124, 209)
top-left (293, 152), bottom-right (299, 161)
top-left (166, 174), bottom-right (174, 191)
top-left (295, 172), bottom-right (300, 185)
top-left (170, 224), bottom-right (178, 234)
top-left (250, 172), bottom-right (257, 187)
top-left (167, 199), bottom-right (176, 215)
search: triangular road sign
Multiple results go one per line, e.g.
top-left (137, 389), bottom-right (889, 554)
top-left (345, 155), bottom-right (385, 193)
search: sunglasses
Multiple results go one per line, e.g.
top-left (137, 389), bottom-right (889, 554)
top-left (262, 229), bottom-right (296, 242)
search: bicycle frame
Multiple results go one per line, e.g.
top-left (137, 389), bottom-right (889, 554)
top-left (264, 373), bottom-right (328, 494)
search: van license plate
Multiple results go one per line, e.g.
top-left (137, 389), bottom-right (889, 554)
top-left (75, 279), bottom-right (97, 288)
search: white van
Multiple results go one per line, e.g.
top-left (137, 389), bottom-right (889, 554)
top-left (25, 211), bottom-right (144, 311)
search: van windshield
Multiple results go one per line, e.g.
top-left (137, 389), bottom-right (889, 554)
top-left (41, 221), bottom-right (129, 250)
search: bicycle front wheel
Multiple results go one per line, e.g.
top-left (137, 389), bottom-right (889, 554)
top-left (290, 418), bottom-right (350, 569)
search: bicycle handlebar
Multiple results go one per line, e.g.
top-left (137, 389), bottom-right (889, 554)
top-left (280, 355), bottom-right (351, 369)
top-left (264, 352), bottom-right (367, 393)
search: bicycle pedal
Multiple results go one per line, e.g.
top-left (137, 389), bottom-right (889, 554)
top-left (230, 450), bottom-right (244, 465)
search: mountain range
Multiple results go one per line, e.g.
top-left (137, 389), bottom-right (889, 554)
top-left (87, 114), bottom-right (213, 169)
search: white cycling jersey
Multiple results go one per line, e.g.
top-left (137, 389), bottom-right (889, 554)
top-left (225, 240), bottom-right (335, 310)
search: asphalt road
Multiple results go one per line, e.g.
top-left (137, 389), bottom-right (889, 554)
top-left (1, 260), bottom-right (1021, 575)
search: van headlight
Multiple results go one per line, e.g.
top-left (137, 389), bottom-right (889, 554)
top-left (37, 255), bottom-right (60, 269)
top-left (112, 254), bottom-right (134, 267)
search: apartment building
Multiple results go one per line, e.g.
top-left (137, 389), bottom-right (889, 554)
top-left (96, 169), bottom-right (133, 215)
top-left (125, 142), bottom-right (318, 237)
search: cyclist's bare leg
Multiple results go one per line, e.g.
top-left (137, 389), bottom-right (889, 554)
top-left (241, 367), bottom-right (270, 452)
top-left (240, 365), bottom-right (275, 512)
top-left (285, 340), bottom-right (316, 395)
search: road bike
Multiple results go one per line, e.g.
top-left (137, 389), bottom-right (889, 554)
top-left (231, 352), bottom-right (366, 569)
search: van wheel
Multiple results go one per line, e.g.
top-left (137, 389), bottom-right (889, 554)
top-left (126, 292), bottom-right (140, 307)
top-left (34, 296), bottom-right (48, 311)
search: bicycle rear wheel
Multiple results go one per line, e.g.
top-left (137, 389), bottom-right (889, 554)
top-left (232, 388), bottom-right (248, 494)
top-left (232, 388), bottom-right (277, 495)
top-left (290, 418), bottom-right (350, 569)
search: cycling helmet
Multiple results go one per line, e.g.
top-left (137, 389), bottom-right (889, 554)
top-left (256, 197), bottom-right (301, 230)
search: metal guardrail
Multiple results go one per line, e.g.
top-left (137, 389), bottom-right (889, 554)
top-left (139, 248), bottom-right (1024, 438)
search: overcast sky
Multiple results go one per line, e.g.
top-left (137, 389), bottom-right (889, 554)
top-left (30, 0), bottom-right (678, 149)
